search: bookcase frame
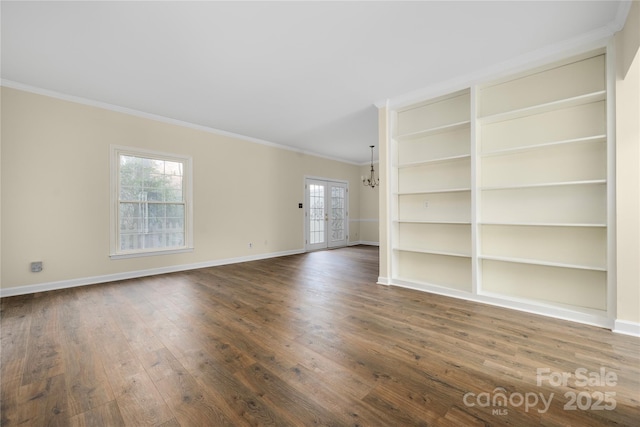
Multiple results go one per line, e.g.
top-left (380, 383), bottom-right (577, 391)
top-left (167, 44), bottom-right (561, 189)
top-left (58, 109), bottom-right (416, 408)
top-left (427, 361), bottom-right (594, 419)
top-left (388, 48), bottom-right (615, 327)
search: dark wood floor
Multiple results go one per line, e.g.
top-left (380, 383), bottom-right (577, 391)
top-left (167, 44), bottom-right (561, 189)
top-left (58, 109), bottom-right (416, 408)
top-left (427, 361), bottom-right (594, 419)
top-left (1, 246), bottom-right (639, 426)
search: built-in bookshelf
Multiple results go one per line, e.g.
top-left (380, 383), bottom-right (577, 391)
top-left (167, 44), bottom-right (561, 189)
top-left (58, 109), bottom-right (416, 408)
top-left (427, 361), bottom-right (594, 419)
top-left (392, 90), bottom-right (472, 292)
top-left (389, 50), bottom-right (611, 326)
top-left (477, 52), bottom-right (607, 316)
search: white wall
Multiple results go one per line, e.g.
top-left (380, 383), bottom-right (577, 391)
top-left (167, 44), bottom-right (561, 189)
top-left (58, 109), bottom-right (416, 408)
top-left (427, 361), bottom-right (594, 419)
top-left (615, 0), bottom-right (640, 326)
top-left (0, 87), bottom-right (372, 292)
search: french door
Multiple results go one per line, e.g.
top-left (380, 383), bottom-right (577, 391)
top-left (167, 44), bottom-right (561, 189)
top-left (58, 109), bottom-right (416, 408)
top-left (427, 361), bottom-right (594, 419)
top-left (305, 178), bottom-right (348, 251)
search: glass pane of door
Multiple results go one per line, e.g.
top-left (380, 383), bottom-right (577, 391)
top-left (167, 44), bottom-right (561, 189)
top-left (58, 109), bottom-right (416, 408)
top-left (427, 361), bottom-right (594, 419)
top-left (329, 183), bottom-right (347, 247)
top-left (309, 183), bottom-right (325, 245)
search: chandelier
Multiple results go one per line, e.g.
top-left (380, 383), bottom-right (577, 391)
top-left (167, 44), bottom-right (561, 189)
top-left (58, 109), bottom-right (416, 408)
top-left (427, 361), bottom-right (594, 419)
top-left (362, 145), bottom-right (380, 188)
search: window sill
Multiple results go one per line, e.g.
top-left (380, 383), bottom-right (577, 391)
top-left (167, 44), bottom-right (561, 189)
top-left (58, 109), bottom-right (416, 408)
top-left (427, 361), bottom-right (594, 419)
top-left (110, 247), bottom-right (194, 260)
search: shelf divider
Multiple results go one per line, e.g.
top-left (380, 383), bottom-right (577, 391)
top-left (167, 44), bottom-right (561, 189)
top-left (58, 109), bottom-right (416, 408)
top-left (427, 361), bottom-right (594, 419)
top-left (397, 153), bottom-right (471, 168)
top-left (481, 134), bottom-right (606, 157)
top-left (395, 120), bottom-right (471, 141)
top-left (479, 255), bottom-right (606, 271)
top-left (479, 91), bottom-right (605, 125)
top-left (480, 179), bottom-right (606, 191)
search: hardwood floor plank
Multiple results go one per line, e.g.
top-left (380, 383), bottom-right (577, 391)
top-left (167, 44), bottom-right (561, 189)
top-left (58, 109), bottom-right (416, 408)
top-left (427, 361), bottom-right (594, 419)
top-left (140, 348), bottom-right (237, 426)
top-left (234, 362), bottom-right (344, 426)
top-left (0, 378), bottom-right (21, 426)
top-left (67, 400), bottom-right (126, 427)
top-left (2, 246), bottom-right (639, 426)
top-left (20, 294), bottom-right (64, 386)
top-left (100, 347), bottom-right (174, 427)
top-left (279, 361), bottom-right (406, 427)
top-left (110, 370), bottom-right (175, 427)
top-left (290, 346), bottom-right (376, 401)
top-left (2, 373), bottom-right (69, 427)
top-left (56, 290), bottom-right (115, 417)
top-left (101, 285), bottom-right (166, 355)
top-left (181, 349), bottom-right (293, 426)
top-left (131, 290), bottom-right (292, 425)
top-left (439, 405), bottom-right (492, 427)
top-left (0, 295), bottom-right (33, 386)
top-left (0, 296), bottom-right (33, 426)
top-left (361, 384), bottom-right (438, 427)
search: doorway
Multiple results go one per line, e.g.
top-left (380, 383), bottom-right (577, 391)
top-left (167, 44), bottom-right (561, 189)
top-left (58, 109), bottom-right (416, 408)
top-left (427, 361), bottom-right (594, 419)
top-left (305, 178), bottom-right (349, 251)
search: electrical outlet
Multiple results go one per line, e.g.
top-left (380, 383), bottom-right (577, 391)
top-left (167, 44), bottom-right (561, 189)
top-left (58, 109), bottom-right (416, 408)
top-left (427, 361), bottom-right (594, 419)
top-left (425, 201), bottom-right (429, 208)
top-left (248, 243), bottom-right (253, 248)
top-left (30, 261), bottom-right (43, 273)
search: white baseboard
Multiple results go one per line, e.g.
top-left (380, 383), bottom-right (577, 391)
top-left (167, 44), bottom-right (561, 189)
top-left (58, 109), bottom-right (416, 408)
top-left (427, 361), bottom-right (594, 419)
top-left (0, 249), bottom-right (304, 298)
top-left (389, 278), bottom-right (615, 330)
top-left (613, 319), bottom-right (640, 337)
top-left (377, 276), bottom-right (390, 285)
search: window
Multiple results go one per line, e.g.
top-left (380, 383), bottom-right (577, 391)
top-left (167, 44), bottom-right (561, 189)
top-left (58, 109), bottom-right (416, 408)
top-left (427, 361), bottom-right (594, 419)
top-left (111, 146), bottom-right (193, 258)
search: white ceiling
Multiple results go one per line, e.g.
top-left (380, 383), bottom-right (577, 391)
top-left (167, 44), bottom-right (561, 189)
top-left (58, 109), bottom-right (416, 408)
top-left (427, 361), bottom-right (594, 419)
top-left (1, 1), bottom-right (628, 164)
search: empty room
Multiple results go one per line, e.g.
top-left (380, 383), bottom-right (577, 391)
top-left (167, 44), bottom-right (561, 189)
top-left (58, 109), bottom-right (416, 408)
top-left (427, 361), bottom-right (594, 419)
top-left (1, 1), bottom-right (639, 426)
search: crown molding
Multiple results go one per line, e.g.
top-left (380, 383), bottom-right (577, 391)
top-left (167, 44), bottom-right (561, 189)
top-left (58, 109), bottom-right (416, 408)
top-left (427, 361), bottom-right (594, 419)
top-left (0, 79), bottom-right (361, 166)
top-left (385, 24), bottom-right (617, 110)
top-left (358, 159), bottom-right (380, 167)
top-left (373, 99), bottom-right (388, 109)
top-left (614, 1), bottom-right (633, 33)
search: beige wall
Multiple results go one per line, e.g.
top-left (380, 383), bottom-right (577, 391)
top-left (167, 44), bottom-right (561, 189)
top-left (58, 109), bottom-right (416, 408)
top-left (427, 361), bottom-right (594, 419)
top-left (358, 164), bottom-right (380, 244)
top-left (0, 87), bottom-right (373, 290)
top-left (616, 0), bottom-right (640, 324)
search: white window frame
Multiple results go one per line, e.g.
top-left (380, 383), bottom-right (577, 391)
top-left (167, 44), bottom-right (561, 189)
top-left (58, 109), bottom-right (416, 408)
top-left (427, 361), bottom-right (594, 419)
top-left (110, 145), bottom-right (193, 259)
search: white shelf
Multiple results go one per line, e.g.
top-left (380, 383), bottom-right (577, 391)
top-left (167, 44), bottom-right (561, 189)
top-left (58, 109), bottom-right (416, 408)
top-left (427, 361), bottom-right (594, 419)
top-left (396, 188), bottom-right (471, 195)
top-left (480, 139), bottom-right (606, 188)
top-left (481, 135), bottom-right (606, 157)
top-left (479, 91), bottom-right (606, 125)
top-left (396, 250), bottom-right (472, 293)
top-left (394, 247), bottom-right (471, 258)
top-left (479, 255), bottom-right (606, 272)
top-left (481, 184), bottom-right (606, 225)
top-left (397, 124), bottom-right (469, 166)
top-left (480, 224), bottom-right (606, 270)
top-left (481, 259), bottom-right (607, 311)
top-left (397, 154), bottom-right (471, 168)
top-left (481, 179), bottom-right (606, 191)
top-left (478, 290), bottom-right (608, 319)
top-left (394, 220), bottom-right (472, 225)
top-left (394, 276), bottom-right (473, 294)
top-left (480, 101), bottom-right (605, 154)
top-left (395, 120), bottom-right (471, 141)
top-left (479, 221), bottom-right (607, 228)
